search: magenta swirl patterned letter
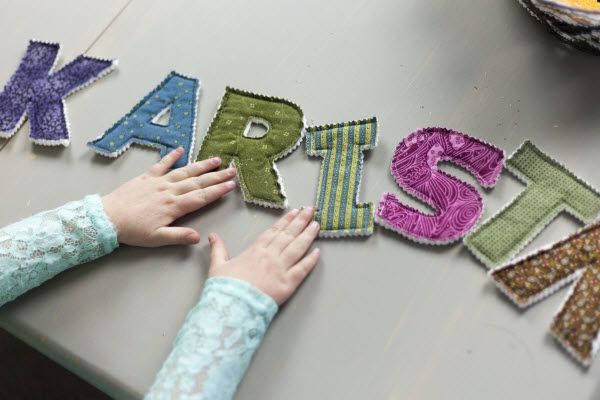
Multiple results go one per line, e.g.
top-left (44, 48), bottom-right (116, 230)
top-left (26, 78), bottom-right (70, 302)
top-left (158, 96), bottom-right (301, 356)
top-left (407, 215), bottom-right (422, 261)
top-left (375, 127), bottom-right (505, 244)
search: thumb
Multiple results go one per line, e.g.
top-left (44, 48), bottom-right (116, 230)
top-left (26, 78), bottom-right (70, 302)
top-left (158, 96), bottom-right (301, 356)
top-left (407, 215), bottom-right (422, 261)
top-left (208, 233), bottom-right (229, 268)
top-left (151, 227), bottom-right (200, 246)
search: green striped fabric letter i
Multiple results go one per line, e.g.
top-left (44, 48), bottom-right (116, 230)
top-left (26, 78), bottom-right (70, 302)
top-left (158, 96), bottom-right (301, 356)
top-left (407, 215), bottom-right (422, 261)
top-left (306, 118), bottom-right (378, 237)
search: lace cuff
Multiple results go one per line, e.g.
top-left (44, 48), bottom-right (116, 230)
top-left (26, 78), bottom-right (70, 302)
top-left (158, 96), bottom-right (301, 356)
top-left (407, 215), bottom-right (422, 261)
top-left (0, 194), bottom-right (118, 307)
top-left (146, 277), bottom-right (278, 400)
top-left (83, 195), bottom-right (120, 253)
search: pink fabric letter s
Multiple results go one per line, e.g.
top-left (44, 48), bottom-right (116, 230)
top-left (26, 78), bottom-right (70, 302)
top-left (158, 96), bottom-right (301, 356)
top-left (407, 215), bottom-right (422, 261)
top-left (376, 127), bottom-right (505, 244)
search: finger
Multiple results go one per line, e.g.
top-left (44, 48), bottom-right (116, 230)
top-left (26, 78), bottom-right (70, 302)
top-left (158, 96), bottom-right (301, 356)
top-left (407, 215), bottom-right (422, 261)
top-left (148, 147), bottom-right (184, 176)
top-left (150, 226), bottom-right (200, 246)
top-left (172, 167), bottom-right (236, 195)
top-left (176, 181), bottom-right (236, 215)
top-left (208, 233), bottom-right (229, 269)
top-left (281, 220), bottom-right (320, 266)
top-left (288, 248), bottom-right (320, 288)
top-left (254, 208), bottom-right (300, 247)
top-left (269, 207), bottom-right (315, 253)
top-left (166, 157), bottom-right (222, 182)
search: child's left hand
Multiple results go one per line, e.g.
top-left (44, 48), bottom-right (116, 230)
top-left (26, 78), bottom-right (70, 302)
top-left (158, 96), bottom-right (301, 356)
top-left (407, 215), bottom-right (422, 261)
top-left (102, 147), bottom-right (236, 247)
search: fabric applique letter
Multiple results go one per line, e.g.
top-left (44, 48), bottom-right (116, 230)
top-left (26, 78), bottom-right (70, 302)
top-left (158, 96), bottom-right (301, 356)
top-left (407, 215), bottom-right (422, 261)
top-left (305, 118), bottom-right (378, 237)
top-left (465, 140), bottom-right (600, 268)
top-left (88, 71), bottom-right (199, 169)
top-left (0, 40), bottom-right (116, 146)
top-left (196, 87), bottom-right (304, 208)
top-left (375, 127), bottom-right (505, 244)
top-left (490, 221), bottom-right (600, 366)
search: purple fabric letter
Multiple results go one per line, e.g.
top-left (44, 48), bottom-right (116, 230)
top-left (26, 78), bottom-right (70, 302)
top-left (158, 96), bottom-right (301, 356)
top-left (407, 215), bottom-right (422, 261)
top-left (376, 127), bottom-right (505, 244)
top-left (0, 40), bottom-right (116, 146)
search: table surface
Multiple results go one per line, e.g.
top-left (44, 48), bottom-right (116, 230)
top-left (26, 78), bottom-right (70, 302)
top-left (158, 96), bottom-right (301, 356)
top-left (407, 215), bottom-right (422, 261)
top-left (2, 0), bottom-right (600, 399)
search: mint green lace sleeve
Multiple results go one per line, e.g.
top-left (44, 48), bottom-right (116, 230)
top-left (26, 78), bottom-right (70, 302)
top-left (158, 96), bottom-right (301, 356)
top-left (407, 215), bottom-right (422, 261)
top-left (0, 195), bottom-right (118, 307)
top-left (146, 277), bottom-right (279, 400)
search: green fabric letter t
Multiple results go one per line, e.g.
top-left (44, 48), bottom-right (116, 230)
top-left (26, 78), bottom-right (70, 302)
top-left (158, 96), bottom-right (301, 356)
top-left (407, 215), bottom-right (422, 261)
top-left (464, 140), bottom-right (600, 268)
top-left (196, 87), bottom-right (304, 208)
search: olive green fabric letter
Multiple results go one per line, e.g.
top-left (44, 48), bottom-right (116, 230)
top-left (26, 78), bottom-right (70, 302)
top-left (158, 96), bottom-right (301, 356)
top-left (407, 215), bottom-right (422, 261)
top-left (464, 140), bottom-right (600, 268)
top-left (196, 87), bottom-right (304, 208)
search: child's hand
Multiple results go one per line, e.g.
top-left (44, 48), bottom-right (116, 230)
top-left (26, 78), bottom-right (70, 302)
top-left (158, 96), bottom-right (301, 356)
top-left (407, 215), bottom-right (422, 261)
top-left (208, 207), bottom-right (321, 305)
top-left (102, 147), bottom-right (236, 247)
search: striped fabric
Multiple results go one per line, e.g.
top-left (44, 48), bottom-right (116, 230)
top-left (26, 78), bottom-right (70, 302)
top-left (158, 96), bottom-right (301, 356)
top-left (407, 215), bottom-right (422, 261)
top-left (305, 117), bottom-right (378, 237)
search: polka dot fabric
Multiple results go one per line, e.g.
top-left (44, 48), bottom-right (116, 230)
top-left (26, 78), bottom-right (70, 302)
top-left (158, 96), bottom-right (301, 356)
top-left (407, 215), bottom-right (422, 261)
top-left (196, 87), bottom-right (304, 208)
top-left (88, 71), bottom-right (199, 169)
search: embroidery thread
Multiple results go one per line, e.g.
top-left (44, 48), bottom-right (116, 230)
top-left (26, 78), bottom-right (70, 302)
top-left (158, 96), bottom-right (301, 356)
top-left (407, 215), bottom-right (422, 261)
top-left (88, 71), bottom-right (199, 169)
top-left (196, 87), bottom-right (304, 208)
top-left (375, 127), bottom-right (505, 244)
top-left (0, 40), bottom-right (116, 146)
top-left (305, 118), bottom-right (378, 237)
top-left (465, 140), bottom-right (600, 268)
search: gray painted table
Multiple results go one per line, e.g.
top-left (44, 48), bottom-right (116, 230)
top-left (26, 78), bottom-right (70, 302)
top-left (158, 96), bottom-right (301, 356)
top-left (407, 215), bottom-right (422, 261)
top-left (1, 0), bottom-right (600, 398)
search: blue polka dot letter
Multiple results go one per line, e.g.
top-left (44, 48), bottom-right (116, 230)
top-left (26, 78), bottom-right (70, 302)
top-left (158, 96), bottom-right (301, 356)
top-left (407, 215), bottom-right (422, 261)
top-left (88, 71), bottom-right (200, 169)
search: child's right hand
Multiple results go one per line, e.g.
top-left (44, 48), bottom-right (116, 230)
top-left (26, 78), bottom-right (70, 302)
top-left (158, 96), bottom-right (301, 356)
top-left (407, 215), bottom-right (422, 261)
top-left (208, 207), bottom-right (320, 305)
top-left (102, 147), bottom-right (236, 247)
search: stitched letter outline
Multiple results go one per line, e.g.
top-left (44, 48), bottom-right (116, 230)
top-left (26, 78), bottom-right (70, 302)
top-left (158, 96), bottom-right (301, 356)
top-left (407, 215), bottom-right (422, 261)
top-left (306, 118), bottom-right (378, 237)
top-left (491, 222), bottom-right (600, 366)
top-left (376, 127), bottom-right (504, 244)
top-left (0, 40), bottom-right (116, 146)
top-left (196, 87), bottom-right (304, 208)
top-left (88, 71), bottom-right (199, 169)
top-left (465, 140), bottom-right (600, 268)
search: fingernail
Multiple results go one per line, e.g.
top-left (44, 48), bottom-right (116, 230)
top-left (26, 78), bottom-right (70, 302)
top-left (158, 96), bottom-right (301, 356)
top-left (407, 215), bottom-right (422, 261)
top-left (290, 208), bottom-right (299, 215)
top-left (314, 248), bottom-right (321, 256)
top-left (226, 181), bottom-right (236, 189)
top-left (227, 168), bottom-right (237, 176)
top-left (208, 233), bottom-right (214, 242)
top-left (190, 232), bottom-right (201, 243)
top-left (177, 146), bottom-right (184, 152)
top-left (212, 157), bottom-right (221, 165)
top-left (310, 221), bottom-right (320, 230)
top-left (305, 206), bottom-right (314, 213)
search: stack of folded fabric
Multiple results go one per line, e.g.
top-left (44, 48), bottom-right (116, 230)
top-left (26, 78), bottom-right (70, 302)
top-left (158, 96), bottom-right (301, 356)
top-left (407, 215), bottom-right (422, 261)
top-left (518, 0), bottom-right (600, 53)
